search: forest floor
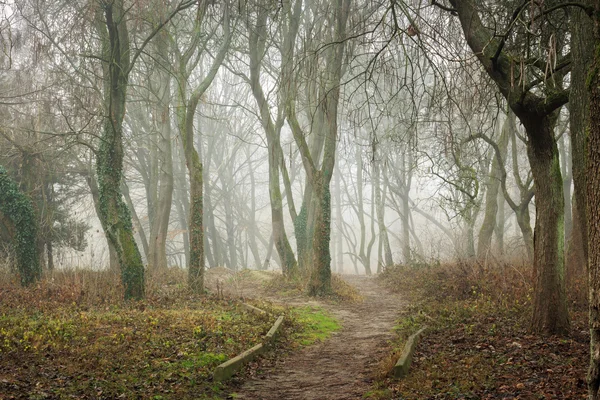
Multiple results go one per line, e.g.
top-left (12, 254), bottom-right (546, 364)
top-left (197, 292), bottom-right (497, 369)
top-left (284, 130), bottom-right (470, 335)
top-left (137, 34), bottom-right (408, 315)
top-left (0, 268), bottom-right (348, 400)
top-left (210, 270), bottom-right (406, 400)
top-left (372, 263), bottom-right (589, 400)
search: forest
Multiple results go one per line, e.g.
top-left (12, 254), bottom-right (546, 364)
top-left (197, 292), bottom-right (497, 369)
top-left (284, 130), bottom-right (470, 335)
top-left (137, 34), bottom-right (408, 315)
top-left (0, 0), bottom-right (599, 399)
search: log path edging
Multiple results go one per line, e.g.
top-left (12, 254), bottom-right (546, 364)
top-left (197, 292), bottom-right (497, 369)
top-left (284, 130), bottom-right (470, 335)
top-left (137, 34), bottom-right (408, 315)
top-left (392, 326), bottom-right (427, 379)
top-left (213, 304), bottom-right (284, 382)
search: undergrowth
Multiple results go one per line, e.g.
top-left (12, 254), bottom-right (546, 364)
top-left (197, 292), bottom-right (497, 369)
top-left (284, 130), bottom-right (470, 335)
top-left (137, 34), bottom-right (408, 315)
top-left (0, 268), bottom-right (298, 400)
top-left (375, 260), bottom-right (588, 399)
top-left (264, 272), bottom-right (362, 303)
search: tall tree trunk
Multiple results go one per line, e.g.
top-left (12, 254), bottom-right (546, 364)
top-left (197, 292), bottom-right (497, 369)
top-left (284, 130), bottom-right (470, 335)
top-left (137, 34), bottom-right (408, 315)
top-left (524, 116), bottom-right (569, 334)
top-left (174, 2), bottom-right (231, 291)
top-left (477, 114), bottom-right (510, 259)
top-left (147, 44), bottom-right (174, 271)
top-left (570, 0), bottom-right (593, 295)
top-left (96, 1), bottom-right (145, 300)
top-left (308, 171), bottom-right (332, 294)
top-left (335, 159), bottom-right (344, 274)
top-left (586, 5), bottom-right (600, 397)
top-left (400, 156), bottom-right (411, 265)
top-left (559, 134), bottom-right (573, 242)
top-left (373, 149), bottom-right (393, 268)
top-left (246, 154), bottom-right (264, 269)
top-left (247, 6), bottom-right (297, 276)
top-left (356, 144), bottom-right (371, 275)
top-left (179, 94), bottom-right (205, 292)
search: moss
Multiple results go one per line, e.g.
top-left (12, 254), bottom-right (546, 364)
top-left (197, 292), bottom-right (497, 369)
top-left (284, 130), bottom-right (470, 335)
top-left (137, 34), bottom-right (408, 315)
top-left (0, 165), bottom-right (40, 286)
top-left (292, 306), bottom-right (340, 345)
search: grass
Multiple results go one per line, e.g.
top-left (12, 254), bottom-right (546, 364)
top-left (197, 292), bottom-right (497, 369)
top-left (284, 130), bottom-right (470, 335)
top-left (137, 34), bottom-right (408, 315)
top-left (290, 306), bottom-right (341, 346)
top-left (0, 267), bottom-right (297, 400)
top-left (375, 261), bottom-right (588, 399)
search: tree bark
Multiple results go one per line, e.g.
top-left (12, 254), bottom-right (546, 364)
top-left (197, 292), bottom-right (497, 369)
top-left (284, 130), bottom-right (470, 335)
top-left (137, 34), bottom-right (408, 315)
top-left (570, 0), bottom-right (593, 295)
top-left (373, 152), bottom-right (393, 267)
top-left (477, 114), bottom-right (510, 259)
top-left (335, 159), bottom-right (344, 274)
top-left (524, 116), bottom-right (569, 334)
top-left (587, 5), bottom-right (600, 397)
top-left (147, 37), bottom-right (174, 271)
top-left (96, 0), bottom-right (145, 300)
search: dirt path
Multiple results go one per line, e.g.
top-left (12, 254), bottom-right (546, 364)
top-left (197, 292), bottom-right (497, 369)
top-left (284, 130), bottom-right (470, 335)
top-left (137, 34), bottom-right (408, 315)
top-left (226, 274), bottom-right (405, 400)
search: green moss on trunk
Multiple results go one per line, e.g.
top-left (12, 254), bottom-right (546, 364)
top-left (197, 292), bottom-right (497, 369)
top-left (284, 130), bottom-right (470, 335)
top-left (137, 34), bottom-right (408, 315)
top-left (0, 166), bottom-right (40, 286)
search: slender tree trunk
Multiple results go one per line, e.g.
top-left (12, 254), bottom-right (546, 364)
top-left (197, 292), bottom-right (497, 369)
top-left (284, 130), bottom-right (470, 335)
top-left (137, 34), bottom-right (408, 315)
top-left (246, 155), bottom-right (264, 269)
top-left (179, 94), bottom-right (205, 292)
top-left (373, 151), bottom-right (393, 268)
top-left (121, 181), bottom-right (149, 259)
top-left (173, 2), bottom-right (230, 291)
top-left (478, 115), bottom-right (510, 259)
top-left (96, 1), bottom-right (144, 300)
top-left (495, 188), bottom-right (505, 255)
top-left (356, 144), bottom-right (371, 275)
top-left (559, 135), bottom-right (573, 242)
top-left (247, 7), bottom-right (297, 276)
top-left (335, 160), bottom-right (344, 274)
top-left (173, 145), bottom-right (190, 266)
top-left (400, 165), bottom-right (411, 264)
top-left (148, 50), bottom-right (174, 271)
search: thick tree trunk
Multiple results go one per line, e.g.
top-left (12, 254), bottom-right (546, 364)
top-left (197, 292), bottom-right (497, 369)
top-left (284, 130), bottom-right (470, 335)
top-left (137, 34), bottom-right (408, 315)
top-left (586, 7), bottom-right (600, 397)
top-left (571, 0), bottom-right (593, 271)
top-left (308, 172), bottom-right (332, 295)
top-left (524, 116), bottom-right (569, 334)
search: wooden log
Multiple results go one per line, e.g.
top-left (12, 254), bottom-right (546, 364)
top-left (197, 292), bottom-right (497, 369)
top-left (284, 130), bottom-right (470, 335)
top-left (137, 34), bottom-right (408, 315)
top-left (393, 326), bottom-right (427, 379)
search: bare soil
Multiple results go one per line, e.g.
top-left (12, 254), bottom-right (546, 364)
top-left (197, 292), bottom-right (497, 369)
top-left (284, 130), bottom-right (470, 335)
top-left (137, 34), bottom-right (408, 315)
top-left (206, 270), bottom-right (405, 400)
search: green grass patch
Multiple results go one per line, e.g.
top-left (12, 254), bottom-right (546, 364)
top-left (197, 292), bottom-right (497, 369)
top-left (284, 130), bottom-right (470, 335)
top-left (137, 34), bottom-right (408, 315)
top-left (291, 306), bottom-right (341, 346)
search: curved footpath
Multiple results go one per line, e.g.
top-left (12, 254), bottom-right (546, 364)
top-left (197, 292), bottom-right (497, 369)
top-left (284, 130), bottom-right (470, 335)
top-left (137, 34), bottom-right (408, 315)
top-left (230, 275), bottom-right (405, 400)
